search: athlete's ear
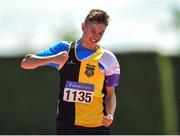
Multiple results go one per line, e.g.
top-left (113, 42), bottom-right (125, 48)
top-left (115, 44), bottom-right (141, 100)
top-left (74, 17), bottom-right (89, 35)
top-left (81, 23), bottom-right (85, 31)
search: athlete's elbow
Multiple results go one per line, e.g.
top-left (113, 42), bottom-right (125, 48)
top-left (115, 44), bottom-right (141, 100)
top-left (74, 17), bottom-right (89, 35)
top-left (21, 56), bottom-right (37, 70)
top-left (21, 59), bottom-right (34, 69)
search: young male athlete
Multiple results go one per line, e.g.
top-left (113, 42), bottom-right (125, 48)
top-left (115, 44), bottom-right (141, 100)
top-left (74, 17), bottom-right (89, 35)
top-left (21, 9), bottom-right (120, 135)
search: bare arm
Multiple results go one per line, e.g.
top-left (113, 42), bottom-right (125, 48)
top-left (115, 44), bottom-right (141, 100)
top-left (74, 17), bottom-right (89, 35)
top-left (21, 51), bottom-right (68, 69)
top-left (102, 86), bottom-right (116, 127)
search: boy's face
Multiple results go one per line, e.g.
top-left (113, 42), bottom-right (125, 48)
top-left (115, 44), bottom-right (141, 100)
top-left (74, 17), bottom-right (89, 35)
top-left (81, 21), bottom-right (106, 49)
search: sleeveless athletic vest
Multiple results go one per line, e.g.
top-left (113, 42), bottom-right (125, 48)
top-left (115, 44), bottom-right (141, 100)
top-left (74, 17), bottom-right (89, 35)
top-left (56, 42), bottom-right (107, 127)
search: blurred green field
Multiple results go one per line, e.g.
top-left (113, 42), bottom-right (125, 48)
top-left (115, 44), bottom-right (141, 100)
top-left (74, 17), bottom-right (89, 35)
top-left (0, 52), bottom-right (179, 134)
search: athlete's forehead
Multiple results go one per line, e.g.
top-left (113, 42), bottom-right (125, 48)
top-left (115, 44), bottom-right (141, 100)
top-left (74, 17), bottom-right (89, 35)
top-left (85, 21), bottom-right (106, 31)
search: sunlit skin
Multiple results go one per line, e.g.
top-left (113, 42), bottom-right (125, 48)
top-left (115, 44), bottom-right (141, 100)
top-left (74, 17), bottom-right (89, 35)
top-left (20, 8), bottom-right (118, 132)
top-left (80, 21), bottom-right (115, 127)
top-left (21, 21), bottom-right (106, 69)
top-left (80, 21), bottom-right (106, 50)
top-left (20, 20), bottom-right (116, 127)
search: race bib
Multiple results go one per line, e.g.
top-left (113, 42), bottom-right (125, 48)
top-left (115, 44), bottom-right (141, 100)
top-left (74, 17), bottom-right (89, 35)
top-left (63, 81), bottom-right (94, 104)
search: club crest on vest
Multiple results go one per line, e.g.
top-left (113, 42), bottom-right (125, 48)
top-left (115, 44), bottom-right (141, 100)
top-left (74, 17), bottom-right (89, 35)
top-left (85, 63), bottom-right (95, 77)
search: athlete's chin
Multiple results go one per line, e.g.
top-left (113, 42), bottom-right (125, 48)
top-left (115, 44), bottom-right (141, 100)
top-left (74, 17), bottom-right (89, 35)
top-left (89, 40), bottom-right (99, 46)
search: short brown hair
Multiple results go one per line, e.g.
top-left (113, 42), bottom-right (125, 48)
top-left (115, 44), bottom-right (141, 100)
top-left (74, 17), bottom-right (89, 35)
top-left (84, 9), bottom-right (110, 26)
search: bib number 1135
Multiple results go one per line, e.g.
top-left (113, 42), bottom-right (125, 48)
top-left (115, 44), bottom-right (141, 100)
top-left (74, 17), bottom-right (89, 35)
top-left (63, 81), bottom-right (94, 104)
top-left (63, 89), bottom-right (93, 104)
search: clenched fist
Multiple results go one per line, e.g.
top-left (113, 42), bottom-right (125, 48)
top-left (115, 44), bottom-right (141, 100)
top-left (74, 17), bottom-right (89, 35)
top-left (52, 51), bottom-right (68, 65)
top-left (21, 51), bottom-right (69, 70)
top-left (102, 114), bottom-right (113, 127)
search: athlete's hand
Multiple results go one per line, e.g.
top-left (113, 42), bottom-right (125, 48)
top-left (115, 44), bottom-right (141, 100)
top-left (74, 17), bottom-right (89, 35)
top-left (52, 51), bottom-right (68, 65)
top-left (102, 114), bottom-right (113, 127)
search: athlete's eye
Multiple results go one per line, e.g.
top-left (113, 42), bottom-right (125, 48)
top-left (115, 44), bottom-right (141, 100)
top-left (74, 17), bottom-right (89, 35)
top-left (91, 30), bottom-right (96, 34)
top-left (99, 32), bottom-right (104, 36)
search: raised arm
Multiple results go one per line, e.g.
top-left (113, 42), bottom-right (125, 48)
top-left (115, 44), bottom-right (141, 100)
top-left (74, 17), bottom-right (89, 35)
top-left (21, 51), bottom-right (68, 69)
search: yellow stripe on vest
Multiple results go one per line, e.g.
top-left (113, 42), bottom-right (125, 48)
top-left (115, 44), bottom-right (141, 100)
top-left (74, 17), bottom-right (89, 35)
top-left (75, 47), bottom-right (105, 127)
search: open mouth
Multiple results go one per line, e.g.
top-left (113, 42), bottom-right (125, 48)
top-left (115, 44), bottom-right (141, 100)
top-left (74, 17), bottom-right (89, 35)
top-left (90, 38), bottom-right (98, 43)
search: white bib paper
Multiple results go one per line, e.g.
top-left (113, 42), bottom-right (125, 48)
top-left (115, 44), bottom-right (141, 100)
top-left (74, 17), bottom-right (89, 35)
top-left (63, 81), bottom-right (94, 104)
